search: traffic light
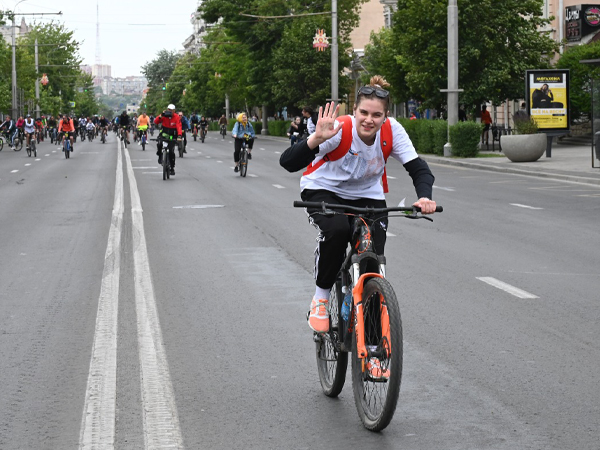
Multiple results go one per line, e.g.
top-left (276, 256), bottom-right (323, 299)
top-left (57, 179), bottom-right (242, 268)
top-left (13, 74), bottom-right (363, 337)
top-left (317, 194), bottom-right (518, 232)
top-left (162, 86), bottom-right (166, 90)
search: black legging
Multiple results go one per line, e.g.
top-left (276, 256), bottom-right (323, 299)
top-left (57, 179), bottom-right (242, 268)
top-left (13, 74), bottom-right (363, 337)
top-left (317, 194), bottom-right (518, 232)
top-left (233, 137), bottom-right (254, 163)
top-left (300, 189), bottom-right (388, 290)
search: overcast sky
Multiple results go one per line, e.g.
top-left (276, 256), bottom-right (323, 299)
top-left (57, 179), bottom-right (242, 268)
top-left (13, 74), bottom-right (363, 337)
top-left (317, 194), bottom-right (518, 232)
top-left (1, 0), bottom-right (200, 78)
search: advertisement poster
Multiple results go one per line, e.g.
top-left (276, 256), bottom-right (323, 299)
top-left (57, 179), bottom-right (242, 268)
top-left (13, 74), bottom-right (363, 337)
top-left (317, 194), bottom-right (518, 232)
top-left (526, 70), bottom-right (570, 131)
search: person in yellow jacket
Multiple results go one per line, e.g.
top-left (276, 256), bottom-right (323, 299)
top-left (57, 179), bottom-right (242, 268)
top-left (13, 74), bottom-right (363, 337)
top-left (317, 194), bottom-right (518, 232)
top-left (231, 112), bottom-right (256, 172)
top-left (136, 112), bottom-right (150, 145)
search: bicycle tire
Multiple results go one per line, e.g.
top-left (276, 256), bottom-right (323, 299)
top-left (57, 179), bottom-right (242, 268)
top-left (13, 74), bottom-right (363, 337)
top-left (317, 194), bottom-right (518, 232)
top-left (34, 147), bottom-right (37, 157)
top-left (163, 149), bottom-right (169, 180)
top-left (32, 140), bottom-right (36, 154)
top-left (351, 277), bottom-right (402, 431)
top-left (142, 139), bottom-right (145, 151)
top-left (26, 146), bottom-right (31, 157)
top-left (0, 139), bottom-right (4, 151)
top-left (316, 280), bottom-right (348, 397)
top-left (14, 138), bottom-right (22, 151)
top-left (178, 143), bottom-right (183, 158)
top-left (240, 149), bottom-right (248, 177)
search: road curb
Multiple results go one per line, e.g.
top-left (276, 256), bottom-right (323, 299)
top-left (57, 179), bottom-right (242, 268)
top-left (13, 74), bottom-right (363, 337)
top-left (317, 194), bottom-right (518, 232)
top-left (423, 155), bottom-right (600, 187)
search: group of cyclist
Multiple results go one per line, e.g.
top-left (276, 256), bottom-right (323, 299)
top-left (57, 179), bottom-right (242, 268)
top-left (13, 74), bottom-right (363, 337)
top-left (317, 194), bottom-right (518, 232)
top-left (1, 113), bottom-right (115, 152)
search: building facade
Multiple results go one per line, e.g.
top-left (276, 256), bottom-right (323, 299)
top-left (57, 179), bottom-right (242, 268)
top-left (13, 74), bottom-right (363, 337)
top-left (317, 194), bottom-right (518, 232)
top-left (0, 17), bottom-right (29, 43)
top-left (182, 0), bottom-right (209, 55)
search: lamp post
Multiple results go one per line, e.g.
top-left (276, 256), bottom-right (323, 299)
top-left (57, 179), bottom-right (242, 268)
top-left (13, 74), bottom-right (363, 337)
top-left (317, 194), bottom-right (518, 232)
top-left (331, 0), bottom-right (338, 104)
top-left (440, 0), bottom-right (463, 156)
top-left (11, 0), bottom-right (28, 118)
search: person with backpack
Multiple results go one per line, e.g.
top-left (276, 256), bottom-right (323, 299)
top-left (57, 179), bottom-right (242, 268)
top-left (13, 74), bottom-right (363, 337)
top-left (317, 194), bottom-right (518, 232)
top-left (279, 75), bottom-right (437, 333)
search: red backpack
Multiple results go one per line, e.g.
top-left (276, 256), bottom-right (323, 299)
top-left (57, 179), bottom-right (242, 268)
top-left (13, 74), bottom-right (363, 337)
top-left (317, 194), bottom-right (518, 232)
top-left (303, 115), bottom-right (394, 192)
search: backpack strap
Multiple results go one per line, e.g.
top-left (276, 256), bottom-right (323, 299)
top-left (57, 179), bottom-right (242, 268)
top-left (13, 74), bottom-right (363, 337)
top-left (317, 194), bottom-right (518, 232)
top-left (303, 115), bottom-right (352, 176)
top-left (380, 118), bottom-right (393, 193)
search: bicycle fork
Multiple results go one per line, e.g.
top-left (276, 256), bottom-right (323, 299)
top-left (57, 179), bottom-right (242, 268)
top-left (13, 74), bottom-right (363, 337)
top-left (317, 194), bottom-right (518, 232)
top-left (350, 266), bottom-right (392, 368)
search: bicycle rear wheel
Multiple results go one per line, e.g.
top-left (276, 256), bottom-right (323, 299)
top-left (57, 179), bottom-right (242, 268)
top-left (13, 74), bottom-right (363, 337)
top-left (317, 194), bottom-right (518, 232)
top-left (351, 277), bottom-right (402, 431)
top-left (0, 138), bottom-right (4, 151)
top-left (14, 138), bottom-right (22, 151)
top-left (315, 280), bottom-right (348, 397)
top-left (239, 149), bottom-right (248, 177)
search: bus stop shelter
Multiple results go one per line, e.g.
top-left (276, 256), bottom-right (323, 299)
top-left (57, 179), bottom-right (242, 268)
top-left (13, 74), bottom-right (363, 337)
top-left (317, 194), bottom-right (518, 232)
top-left (579, 58), bottom-right (600, 168)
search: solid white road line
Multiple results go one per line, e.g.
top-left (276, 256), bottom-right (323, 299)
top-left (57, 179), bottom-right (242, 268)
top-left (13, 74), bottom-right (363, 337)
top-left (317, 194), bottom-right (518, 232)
top-left (477, 277), bottom-right (539, 299)
top-left (79, 139), bottom-right (124, 449)
top-left (124, 146), bottom-right (184, 449)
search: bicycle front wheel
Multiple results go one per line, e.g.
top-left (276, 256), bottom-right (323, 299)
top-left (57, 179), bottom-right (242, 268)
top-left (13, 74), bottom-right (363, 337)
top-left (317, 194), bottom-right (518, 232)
top-left (351, 277), bottom-right (402, 431)
top-left (14, 138), bottom-right (22, 151)
top-left (163, 149), bottom-right (169, 180)
top-left (316, 280), bottom-right (348, 397)
top-left (239, 149), bottom-right (248, 177)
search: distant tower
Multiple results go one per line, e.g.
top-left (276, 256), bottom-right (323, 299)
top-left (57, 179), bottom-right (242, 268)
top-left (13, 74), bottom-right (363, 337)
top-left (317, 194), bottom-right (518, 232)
top-left (95, 0), bottom-right (101, 64)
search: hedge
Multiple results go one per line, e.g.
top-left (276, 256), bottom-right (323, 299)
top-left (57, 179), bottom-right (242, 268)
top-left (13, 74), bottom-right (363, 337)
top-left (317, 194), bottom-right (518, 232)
top-left (449, 121), bottom-right (482, 157)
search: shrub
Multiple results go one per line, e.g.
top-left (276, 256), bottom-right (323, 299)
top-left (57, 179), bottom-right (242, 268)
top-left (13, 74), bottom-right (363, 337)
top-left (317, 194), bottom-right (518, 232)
top-left (514, 117), bottom-right (539, 135)
top-left (415, 119), bottom-right (435, 154)
top-left (397, 118), bottom-right (419, 150)
top-left (432, 120), bottom-right (448, 156)
top-left (266, 120), bottom-right (290, 137)
top-left (449, 121), bottom-right (482, 157)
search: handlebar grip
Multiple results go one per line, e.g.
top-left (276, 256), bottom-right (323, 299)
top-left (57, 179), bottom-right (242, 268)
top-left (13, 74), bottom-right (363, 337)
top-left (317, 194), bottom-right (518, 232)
top-left (435, 206), bottom-right (443, 213)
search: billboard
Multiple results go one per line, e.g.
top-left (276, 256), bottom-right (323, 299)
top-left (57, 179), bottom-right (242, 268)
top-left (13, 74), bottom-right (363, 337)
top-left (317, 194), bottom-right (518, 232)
top-left (526, 70), bottom-right (570, 132)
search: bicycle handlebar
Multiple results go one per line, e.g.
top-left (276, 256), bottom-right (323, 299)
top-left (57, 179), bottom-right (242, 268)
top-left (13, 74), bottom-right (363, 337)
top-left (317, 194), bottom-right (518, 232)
top-left (293, 200), bottom-right (443, 214)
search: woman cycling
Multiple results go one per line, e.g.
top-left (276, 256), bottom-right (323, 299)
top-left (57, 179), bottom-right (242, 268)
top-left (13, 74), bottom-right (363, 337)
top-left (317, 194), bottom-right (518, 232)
top-left (280, 75), bottom-right (437, 333)
top-left (232, 113), bottom-right (255, 172)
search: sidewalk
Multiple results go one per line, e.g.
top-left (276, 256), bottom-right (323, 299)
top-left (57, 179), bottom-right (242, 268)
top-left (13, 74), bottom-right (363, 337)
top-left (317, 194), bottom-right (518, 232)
top-left (258, 134), bottom-right (600, 186)
top-left (422, 141), bottom-right (600, 186)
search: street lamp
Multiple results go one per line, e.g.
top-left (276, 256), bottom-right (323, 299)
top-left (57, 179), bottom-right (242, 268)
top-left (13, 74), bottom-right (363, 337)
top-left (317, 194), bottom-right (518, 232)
top-left (11, 0), bottom-right (28, 118)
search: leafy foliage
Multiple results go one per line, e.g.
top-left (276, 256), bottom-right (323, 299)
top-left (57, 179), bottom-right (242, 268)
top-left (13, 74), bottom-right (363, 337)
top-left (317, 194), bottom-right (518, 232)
top-left (514, 117), bottom-right (539, 134)
top-left (364, 0), bottom-right (559, 110)
top-left (449, 121), bottom-right (482, 157)
top-left (556, 40), bottom-right (600, 123)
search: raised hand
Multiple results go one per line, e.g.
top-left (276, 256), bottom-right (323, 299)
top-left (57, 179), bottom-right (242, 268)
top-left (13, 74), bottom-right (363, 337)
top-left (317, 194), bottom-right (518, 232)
top-left (313, 102), bottom-right (343, 143)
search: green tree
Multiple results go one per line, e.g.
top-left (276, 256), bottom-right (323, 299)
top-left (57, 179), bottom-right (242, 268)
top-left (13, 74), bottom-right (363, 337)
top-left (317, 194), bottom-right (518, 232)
top-left (141, 49), bottom-right (180, 113)
top-left (365, 0), bottom-right (559, 111)
top-left (556, 41), bottom-right (600, 123)
top-left (200, 0), bottom-right (365, 115)
top-left (19, 22), bottom-right (85, 115)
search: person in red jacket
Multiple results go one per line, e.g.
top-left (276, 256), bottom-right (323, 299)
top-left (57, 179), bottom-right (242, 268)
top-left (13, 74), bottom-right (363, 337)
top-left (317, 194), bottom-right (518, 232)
top-left (154, 103), bottom-right (182, 175)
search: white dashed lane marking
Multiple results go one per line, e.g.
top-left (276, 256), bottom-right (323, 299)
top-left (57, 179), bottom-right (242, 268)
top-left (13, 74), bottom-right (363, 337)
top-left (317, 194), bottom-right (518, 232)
top-left (510, 203), bottom-right (543, 210)
top-left (273, 184), bottom-right (285, 189)
top-left (477, 277), bottom-right (539, 299)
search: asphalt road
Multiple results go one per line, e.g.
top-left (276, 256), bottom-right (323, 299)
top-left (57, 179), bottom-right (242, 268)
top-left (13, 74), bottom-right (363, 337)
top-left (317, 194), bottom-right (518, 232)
top-left (0, 131), bottom-right (598, 449)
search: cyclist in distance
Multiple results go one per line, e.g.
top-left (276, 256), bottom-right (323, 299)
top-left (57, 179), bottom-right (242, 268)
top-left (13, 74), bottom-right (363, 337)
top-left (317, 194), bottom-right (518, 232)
top-left (58, 114), bottom-right (76, 151)
top-left (279, 75), bottom-right (437, 333)
top-left (119, 110), bottom-right (131, 144)
top-left (154, 103), bottom-right (182, 175)
top-left (231, 112), bottom-right (255, 172)
top-left (190, 112), bottom-right (199, 138)
top-left (199, 115), bottom-right (209, 140)
top-left (23, 114), bottom-right (36, 150)
top-left (179, 111), bottom-right (189, 153)
top-left (99, 115), bottom-right (109, 135)
top-left (0, 115), bottom-right (17, 149)
top-left (136, 111), bottom-right (150, 146)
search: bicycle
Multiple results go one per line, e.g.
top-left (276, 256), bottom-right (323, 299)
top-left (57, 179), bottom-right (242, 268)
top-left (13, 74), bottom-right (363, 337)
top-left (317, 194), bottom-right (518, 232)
top-left (192, 124), bottom-right (198, 141)
top-left (151, 135), bottom-right (176, 180)
top-left (138, 128), bottom-right (147, 150)
top-left (26, 132), bottom-right (36, 158)
top-left (220, 124), bottom-right (227, 139)
top-left (101, 127), bottom-right (107, 144)
top-left (49, 127), bottom-right (57, 144)
top-left (120, 126), bottom-right (128, 149)
top-left (200, 126), bottom-right (207, 143)
top-left (238, 134), bottom-right (250, 177)
top-left (13, 129), bottom-right (23, 151)
top-left (63, 134), bottom-right (72, 159)
top-left (293, 200), bottom-right (442, 431)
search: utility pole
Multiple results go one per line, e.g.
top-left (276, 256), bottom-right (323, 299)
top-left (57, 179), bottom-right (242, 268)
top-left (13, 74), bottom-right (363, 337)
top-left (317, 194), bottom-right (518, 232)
top-left (35, 38), bottom-right (39, 118)
top-left (440, 0), bottom-right (462, 156)
top-left (331, 0), bottom-right (338, 104)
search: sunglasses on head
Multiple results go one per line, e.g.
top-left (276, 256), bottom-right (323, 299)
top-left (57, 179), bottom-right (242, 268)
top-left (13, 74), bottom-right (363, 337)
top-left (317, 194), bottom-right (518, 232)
top-left (357, 86), bottom-right (389, 99)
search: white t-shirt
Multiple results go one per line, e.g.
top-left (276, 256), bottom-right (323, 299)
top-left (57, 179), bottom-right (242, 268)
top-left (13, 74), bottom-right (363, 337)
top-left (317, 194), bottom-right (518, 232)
top-left (24, 118), bottom-right (35, 134)
top-left (300, 116), bottom-right (418, 200)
